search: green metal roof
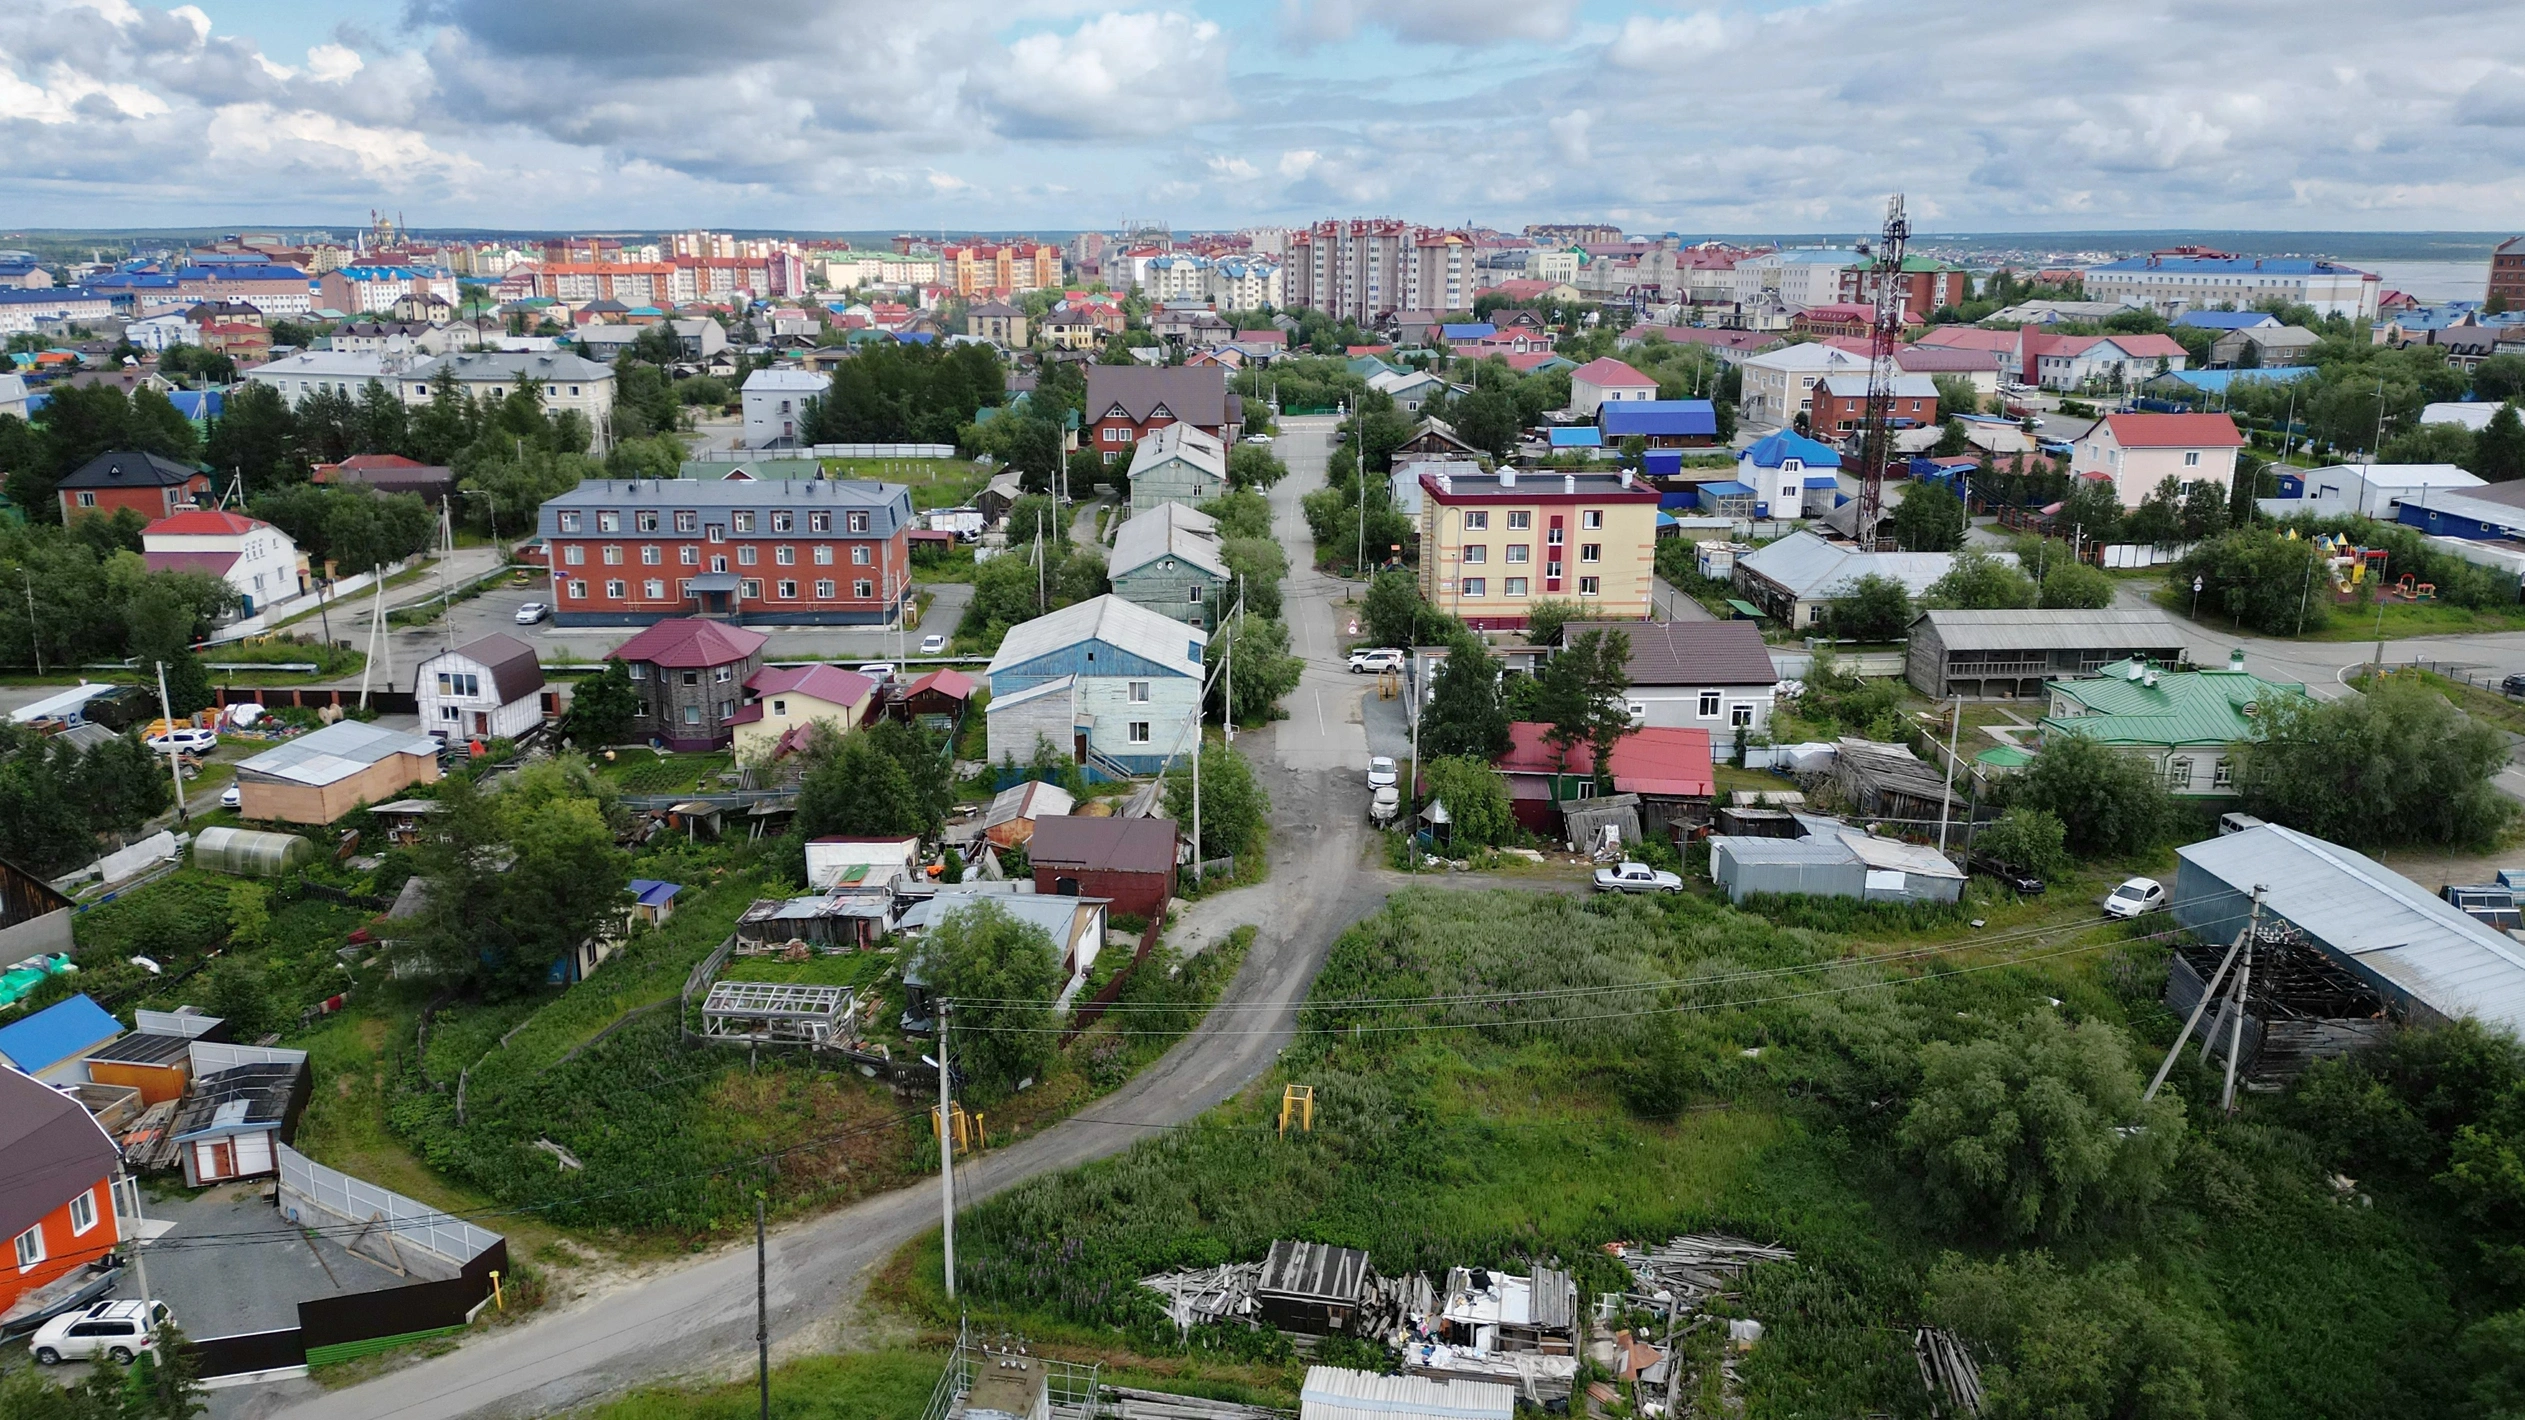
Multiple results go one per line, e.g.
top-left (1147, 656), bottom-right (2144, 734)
top-left (2040, 660), bottom-right (2305, 750)
top-left (1975, 744), bottom-right (2035, 768)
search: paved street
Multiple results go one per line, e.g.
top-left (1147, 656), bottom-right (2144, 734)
top-left (241, 417), bottom-right (1378, 1420)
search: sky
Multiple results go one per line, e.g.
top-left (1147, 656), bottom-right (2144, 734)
top-left (5, 0), bottom-right (2525, 235)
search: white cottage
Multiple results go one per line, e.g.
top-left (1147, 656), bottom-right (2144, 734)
top-left (140, 510), bottom-right (307, 616)
top-left (984, 595), bottom-right (1207, 777)
top-left (415, 633), bottom-right (546, 741)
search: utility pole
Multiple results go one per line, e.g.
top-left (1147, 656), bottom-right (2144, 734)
top-left (1936, 695), bottom-right (1962, 853)
top-left (120, 1168), bottom-right (151, 1304)
top-left (937, 1003), bottom-right (956, 1301)
top-left (21, 568), bottom-right (39, 676)
top-left (2221, 938), bottom-right (2255, 1115)
top-left (2146, 886), bottom-right (2261, 1101)
top-left (154, 661), bottom-right (187, 826)
top-left (756, 1196), bottom-right (770, 1420)
top-left (1191, 715), bottom-right (1203, 889)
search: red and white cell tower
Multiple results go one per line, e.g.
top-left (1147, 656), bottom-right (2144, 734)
top-left (1853, 193), bottom-right (1910, 550)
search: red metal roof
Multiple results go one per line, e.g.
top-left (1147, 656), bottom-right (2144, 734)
top-left (1571, 357), bottom-right (1657, 387)
top-left (2102, 412), bottom-right (2244, 448)
top-left (1497, 722), bottom-right (1714, 798)
top-left (609, 617), bottom-right (770, 668)
top-left (904, 668), bottom-right (976, 700)
top-left (746, 663), bottom-right (876, 708)
top-left (143, 509), bottom-right (265, 537)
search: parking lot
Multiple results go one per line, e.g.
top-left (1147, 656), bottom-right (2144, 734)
top-left (117, 1182), bottom-right (407, 1342)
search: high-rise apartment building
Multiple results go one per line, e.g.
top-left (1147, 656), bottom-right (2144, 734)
top-left (1285, 220), bottom-right (1475, 322)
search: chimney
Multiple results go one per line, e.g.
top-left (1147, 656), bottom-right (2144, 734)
top-left (2144, 667), bottom-right (2160, 688)
top-left (1499, 469), bottom-right (1516, 488)
top-left (1620, 469), bottom-right (1634, 489)
top-left (2229, 647), bottom-right (2246, 672)
top-left (1564, 473), bottom-right (1577, 494)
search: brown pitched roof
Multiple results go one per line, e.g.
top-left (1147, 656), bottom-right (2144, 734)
top-left (1085, 366), bottom-right (1234, 427)
top-left (1566, 620), bottom-right (1778, 688)
top-left (444, 633), bottom-right (545, 705)
top-left (1029, 815), bottom-right (1177, 874)
top-left (0, 1064), bottom-right (118, 1240)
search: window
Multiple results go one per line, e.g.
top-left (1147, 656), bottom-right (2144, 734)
top-left (740, 579), bottom-right (762, 599)
top-left (680, 545), bottom-right (698, 565)
top-left (77, 491), bottom-right (96, 507)
top-left (683, 705), bottom-right (701, 725)
top-left (1578, 576), bottom-right (1600, 596)
top-left (602, 545), bottom-right (623, 565)
top-left (772, 699), bottom-right (787, 716)
top-left (641, 545), bottom-right (660, 564)
top-left (1187, 586), bottom-right (1206, 603)
top-left (853, 579), bottom-right (874, 598)
top-left (560, 511), bottom-right (583, 533)
top-left (680, 669), bottom-right (699, 686)
top-left (809, 511), bottom-right (831, 532)
top-left (636, 510), bottom-right (659, 532)
top-left (1580, 543), bottom-right (1601, 563)
top-left (1730, 702), bottom-right (1754, 727)
top-left (1504, 577), bottom-right (1529, 596)
top-left (674, 510), bottom-right (697, 533)
top-left (814, 579), bottom-right (835, 599)
top-left (2212, 759), bottom-right (2234, 789)
top-left (597, 511), bottom-right (620, 532)
top-left (1462, 577), bottom-right (1486, 598)
top-left (15, 1225), bottom-right (43, 1271)
top-left (604, 579), bottom-right (626, 598)
top-left (1505, 545), bottom-right (1528, 563)
top-left (2184, 450), bottom-right (2201, 466)
top-left (1547, 526), bottom-right (1564, 545)
top-left (1461, 544), bottom-right (1486, 564)
top-left (771, 510), bottom-right (793, 532)
top-left (1463, 511), bottom-right (1489, 530)
top-left (777, 580), bottom-right (797, 599)
top-left (2165, 756), bottom-right (2193, 790)
top-left (714, 666), bottom-right (734, 684)
top-left (564, 545), bottom-right (584, 566)
top-left (1128, 721), bottom-right (1152, 744)
top-left (1698, 690), bottom-right (1721, 717)
top-left (69, 1189), bottom-right (96, 1237)
top-left (1129, 681), bottom-right (1151, 703)
top-left (813, 546), bottom-right (832, 564)
top-left (1546, 560), bottom-right (1563, 580)
top-left (567, 579), bottom-right (587, 599)
top-left (737, 546), bottom-right (757, 566)
top-left (1506, 510), bottom-right (1530, 530)
top-left (847, 511), bottom-right (870, 533)
top-left (711, 556), bottom-right (728, 574)
top-left (775, 546), bottom-right (795, 565)
top-left (732, 511), bottom-right (755, 533)
top-left (435, 672), bottom-right (480, 697)
top-left (707, 524), bottom-right (725, 543)
top-left (851, 545), bottom-right (871, 565)
top-left (643, 579), bottom-right (665, 599)
top-left (1583, 509), bottom-right (1603, 530)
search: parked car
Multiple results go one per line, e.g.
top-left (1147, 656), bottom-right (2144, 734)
top-left (2217, 811), bottom-right (2267, 836)
top-left (2502, 672), bottom-right (2525, 698)
top-left (1594, 861), bottom-right (1684, 894)
top-left (1968, 856), bottom-right (2046, 894)
top-left (1244, 433), bottom-right (1273, 445)
top-left (919, 634), bottom-right (947, 655)
top-left (856, 663), bottom-right (898, 683)
top-left (514, 601), bottom-right (550, 625)
top-left (2102, 876), bottom-right (2166, 919)
top-left (219, 784), bottom-right (241, 809)
top-left (1366, 756), bottom-right (1397, 790)
top-left (31, 1300), bottom-right (170, 1366)
top-left (143, 727), bottom-right (217, 754)
top-left (1348, 647), bottom-right (1405, 674)
top-left (1369, 784), bottom-right (1399, 826)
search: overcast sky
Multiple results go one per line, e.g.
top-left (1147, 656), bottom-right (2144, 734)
top-left (5, 0), bottom-right (2524, 234)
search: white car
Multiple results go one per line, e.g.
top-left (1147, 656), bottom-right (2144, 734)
top-left (1594, 862), bottom-right (1685, 894)
top-left (514, 601), bottom-right (551, 625)
top-left (1366, 756), bottom-right (1398, 790)
top-left (1348, 647), bottom-right (1405, 674)
top-left (919, 634), bottom-right (947, 655)
top-left (31, 1300), bottom-right (170, 1366)
top-left (144, 727), bottom-right (217, 754)
top-left (1244, 433), bottom-right (1273, 445)
top-left (857, 663), bottom-right (898, 683)
top-left (219, 784), bottom-right (241, 809)
top-left (2103, 877), bottom-right (2167, 919)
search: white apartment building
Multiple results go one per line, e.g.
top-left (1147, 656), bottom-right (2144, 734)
top-left (1239, 227), bottom-right (1292, 258)
top-left (743, 368), bottom-right (832, 446)
top-left (2084, 255), bottom-right (2380, 320)
top-left (1285, 221), bottom-right (1472, 322)
top-left (823, 253), bottom-right (941, 290)
top-left (1737, 343), bottom-right (1868, 427)
top-left (1728, 248), bottom-right (1860, 307)
top-left (244, 350), bottom-right (408, 407)
top-left (1208, 258), bottom-right (1284, 311)
top-left (1527, 249), bottom-right (1582, 283)
top-left (1140, 254), bottom-right (1212, 303)
top-left (400, 352), bottom-right (618, 447)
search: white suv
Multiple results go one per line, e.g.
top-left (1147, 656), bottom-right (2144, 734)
top-left (32, 1300), bottom-right (170, 1366)
top-left (1348, 647), bottom-right (1405, 674)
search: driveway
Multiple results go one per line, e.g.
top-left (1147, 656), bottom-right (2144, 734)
top-left (241, 417), bottom-right (1386, 1420)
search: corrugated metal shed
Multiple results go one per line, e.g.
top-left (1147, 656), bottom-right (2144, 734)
top-left (1707, 835), bottom-right (1868, 905)
top-left (1910, 608), bottom-right (2190, 652)
top-left (1301, 1367), bottom-right (1513, 1420)
top-left (2174, 824), bottom-right (2525, 1037)
top-left (1259, 1239), bottom-right (1376, 1305)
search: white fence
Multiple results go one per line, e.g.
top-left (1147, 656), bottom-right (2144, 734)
top-left (276, 1143), bottom-right (502, 1279)
top-left (685, 444), bottom-right (956, 461)
top-left (2098, 542), bottom-right (2191, 569)
top-left (190, 1040), bottom-right (307, 1073)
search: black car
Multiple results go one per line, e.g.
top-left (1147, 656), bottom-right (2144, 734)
top-left (1968, 856), bottom-right (2047, 894)
top-left (2502, 673), bottom-right (2525, 698)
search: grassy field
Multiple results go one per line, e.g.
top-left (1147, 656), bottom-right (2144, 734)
top-left (593, 749), bottom-right (737, 795)
top-left (898, 886), bottom-right (2481, 1418)
top-left (586, 1350), bottom-right (945, 1420)
top-left (2154, 581), bottom-right (2525, 640)
top-left (823, 458), bottom-right (992, 511)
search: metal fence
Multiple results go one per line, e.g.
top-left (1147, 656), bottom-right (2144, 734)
top-left (685, 443), bottom-right (957, 461)
top-left (277, 1144), bottom-right (502, 1272)
top-left (919, 1332), bottom-right (1101, 1420)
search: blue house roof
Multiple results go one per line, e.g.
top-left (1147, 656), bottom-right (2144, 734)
top-left (2174, 310), bottom-right (2280, 331)
top-left (1643, 449), bottom-right (1683, 476)
top-left (1741, 429), bottom-right (1842, 470)
top-left (0, 994), bottom-right (120, 1075)
top-left (1699, 480), bottom-right (1754, 496)
top-left (166, 391), bottom-right (223, 422)
top-left (1601, 400), bottom-right (1718, 439)
top-left (1549, 426), bottom-right (1602, 448)
top-left (629, 879), bottom-right (682, 908)
top-left (1440, 323), bottom-right (1496, 341)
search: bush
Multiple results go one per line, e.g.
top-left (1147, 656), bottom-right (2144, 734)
top-left (1927, 1251), bottom-right (2234, 1418)
top-left (2005, 733), bottom-right (2175, 856)
top-left (2234, 676), bottom-right (2516, 848)
top-left (1974, 807), bottom-right (2070, 880)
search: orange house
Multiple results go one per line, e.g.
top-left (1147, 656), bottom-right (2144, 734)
top-left (0, 1064), bottom-right (122, 1316)
top-left (54, 450), bottom-right (211, 523)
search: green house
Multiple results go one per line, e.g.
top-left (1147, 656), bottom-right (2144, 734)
top-left (2039, 652), bottom-right (2304, 797)
top-left (1108, 502), bottom-right (1228, 630)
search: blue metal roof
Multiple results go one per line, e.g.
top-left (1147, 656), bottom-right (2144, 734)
top-left (1741, 429), bottom-right (1842, 470)
top-left (1803, 475), bottom-right (1840, 488)
top-left (629, 879), bottom-right (683, 908)
top-left (1549, 426), bottom-right (1602, 448)
top-left (1440, 323), bottom-right (1495, 340)
top-left (166, 391), bottom-right (223, 421)
top-left (1699, 480), bottom-right (1753, 496)
top-left (0, 994), bottom-right (120, 1075)
top-left (2153, 366), bottom-right (2319, 393)
top-left (1601, 400), bottom-right (1717, 438)
top-left (1643, 450), bottom-right (1683, 476)
top-left (2173, 311), bottom-right (2279, 330)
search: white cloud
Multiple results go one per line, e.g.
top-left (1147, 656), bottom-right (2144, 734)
top-left (305, 44), bottom-right (363, 84)
top-left (1208, 154), bottom-right (1260, 180)
top-left (1548, 108), bottom-right (1592, 165)
top-left (974, 11), bottom-right (1230, 139)
top-left (1282, 0), bottom-right (1579, 47)
top-left (1606, 12), bottom-right (1723, 69)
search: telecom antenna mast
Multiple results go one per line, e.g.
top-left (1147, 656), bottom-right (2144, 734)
top-left (1854, 193), bottom-right (1910, 549)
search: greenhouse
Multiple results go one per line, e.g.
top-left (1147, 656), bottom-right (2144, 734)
top-left (192, 826), bottom-right (317, 878)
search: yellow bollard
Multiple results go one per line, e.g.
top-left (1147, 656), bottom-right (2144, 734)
top-left (490, 1269), bottom-right (505, 1311)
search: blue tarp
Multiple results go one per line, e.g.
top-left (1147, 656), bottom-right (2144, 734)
top-left (1600, 400), bottom-right (1718, 439)
top-left (0, 994), bottom-right (120, 1074)
top-left (1644, 449), bottom-right (1683, 476)
top-left (1549, 426), bottom-right (1602, 448)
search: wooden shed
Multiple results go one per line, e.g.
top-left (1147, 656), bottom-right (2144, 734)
top-left (982, 779), bottom-right (1074, 849)
top-left (1030, 816), bottom-right (1179, 917)
top-left (170, 1061), bottom-right (310, 1186)
top-left (1256, 1239), bottom-right (1379, 1335)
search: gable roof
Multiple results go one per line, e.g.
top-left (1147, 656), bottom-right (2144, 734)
top-left (2100, 412), bottom-right (2244, 449)
top-left (1915, 326), bottom-right (2023, 355)
top-left (1737, 530), bottom-right (1981, 600)
top-left (143, 509), bottom-right (267, 537)
top-left (1741, 429), bottom-right (1842, 469)
top-left (428, 633), bottom-right (545, 705)
top-left (1085, 366), bottom-right (1235, 427)
top-left (987, 594), bottom-right (1207, 679)
top-left (1498, 723), bottom-right (1715, 798)
top-left (0, 994), bottom-right (121, 1075)
top-left (1125, 421), bottom-right (1228, 481)
top-left (745, 663), bottom-right (876, 708)
top-left (2044, 659), bottom-right (2303, 747)
top-left (1571, 356), bottom-right (1657, 387)
top-left (1110, 503), bottom-right (1229, 581)
top-left (1567, 620), bottom-right (1777, 687)
top-left (58, 450), bottom-right (202, 490)
top-left (610, 617), bottom-right (770, 669)
top-left (904, 667), bottom-right (977, 701)
top-left (237, 719), bottom-right (442, 786)
top-left (1028, 815), bottom-right (1177, 874)
top-left (0, 1063), bottom-right (119, 1239)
